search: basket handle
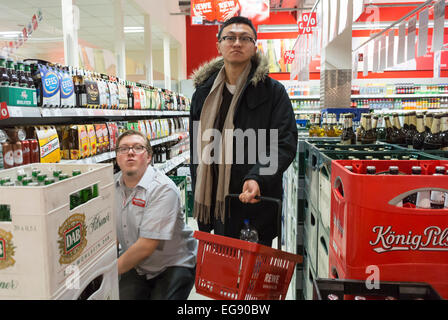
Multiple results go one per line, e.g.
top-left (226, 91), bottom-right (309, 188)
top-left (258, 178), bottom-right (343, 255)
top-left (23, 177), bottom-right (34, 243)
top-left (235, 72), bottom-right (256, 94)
top-left (225, 194), bottom-right (283, 250)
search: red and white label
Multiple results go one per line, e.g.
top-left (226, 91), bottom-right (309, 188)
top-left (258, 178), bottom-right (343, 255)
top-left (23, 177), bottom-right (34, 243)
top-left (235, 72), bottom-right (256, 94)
top-left (132, 198), bottom-right (146, 208)
top-left (0, 102), bottom-right (10, 120)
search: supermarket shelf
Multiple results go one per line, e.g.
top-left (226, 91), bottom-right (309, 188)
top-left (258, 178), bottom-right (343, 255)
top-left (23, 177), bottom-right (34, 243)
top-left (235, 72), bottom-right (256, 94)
top-left (3, 106), bottom-right (189, 119)
top-left (149, 132), bottom-right (188, 147)
top-left (290, 94), bottom-right (448, 101)
top-left (352, 94), bottom-right (448, 99)
top-left (289, 95), bottom-right (320, 100)
top-left (153, 153), bottom-right (190, 174)
top-left (60, 151), bottom-right (116, 164)
top-left (294, 109), bottom-right (320, 114)
top-left (372, 108), bottom-right (448, 114)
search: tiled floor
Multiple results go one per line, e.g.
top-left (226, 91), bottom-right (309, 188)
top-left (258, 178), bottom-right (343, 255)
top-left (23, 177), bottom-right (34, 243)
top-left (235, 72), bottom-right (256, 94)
top-left (186, 217), bottom-right (295, 300)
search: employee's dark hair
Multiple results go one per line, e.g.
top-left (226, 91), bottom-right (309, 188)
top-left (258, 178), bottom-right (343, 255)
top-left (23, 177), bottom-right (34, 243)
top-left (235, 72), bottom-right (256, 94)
top-left (217, 16), bottom-right (257, 41)
top-left (116, 129), bottom-right (153, 156)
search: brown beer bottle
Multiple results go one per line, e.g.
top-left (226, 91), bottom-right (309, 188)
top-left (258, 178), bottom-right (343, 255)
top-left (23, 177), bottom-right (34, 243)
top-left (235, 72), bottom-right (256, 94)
top-left (384, 116), bottom-right (394, 144)
top-left (341, 114), bottom-right (356, 145)
top-left (412, 114), bottom-right (426, 150)
top-left (423, 114), bottom-right (442, 150)
top-left (391, 113), bottom-right (406, 144)
top-left (0, 56), bottom-right (10, 86)
top-left (439, 113), bottom-right (448, 151)
top-left (363, 115), bottom-right (377, 144)
top-left (357, 114), bottom-right (367, 144)
top-left (405, 112), bottom-right (417, 148)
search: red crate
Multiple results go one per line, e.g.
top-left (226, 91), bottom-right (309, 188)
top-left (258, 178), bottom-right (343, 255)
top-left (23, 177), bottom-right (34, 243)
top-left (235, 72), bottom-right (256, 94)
top-left (193, 231), bottom-right (302, 300)
top-left (329, 160), bottom-right (448, 299)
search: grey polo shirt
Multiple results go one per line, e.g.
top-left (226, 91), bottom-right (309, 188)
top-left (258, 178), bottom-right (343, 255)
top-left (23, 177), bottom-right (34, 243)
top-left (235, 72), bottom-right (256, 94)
top-left (115, 165), bottom-right (197, 279)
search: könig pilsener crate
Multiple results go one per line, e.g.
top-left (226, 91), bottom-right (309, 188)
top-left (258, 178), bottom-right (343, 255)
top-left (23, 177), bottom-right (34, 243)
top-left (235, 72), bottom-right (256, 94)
top-left (329, 160), bottom-right (448, 299)
top-left (0, 163), bottom-right (117, 299)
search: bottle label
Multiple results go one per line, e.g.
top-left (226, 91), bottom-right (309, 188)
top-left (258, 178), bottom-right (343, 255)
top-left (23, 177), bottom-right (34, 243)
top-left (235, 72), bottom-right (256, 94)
top-left (430, 191), bottom-right (445, 205)
top-left (13, 148), bottom-right (23, 165)
top-left (4, 150), bottom-right (13, 166)
top-left (39, 64), bottom-right (60, 106)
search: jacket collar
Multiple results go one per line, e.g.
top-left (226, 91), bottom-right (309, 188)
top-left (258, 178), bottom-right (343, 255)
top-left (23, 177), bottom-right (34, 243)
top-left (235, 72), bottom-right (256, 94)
top-left (192, 51), bottom-right (269, 89)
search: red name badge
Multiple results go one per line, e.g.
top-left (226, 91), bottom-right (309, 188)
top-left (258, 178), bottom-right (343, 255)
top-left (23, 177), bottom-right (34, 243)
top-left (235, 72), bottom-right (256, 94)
top-left (132, 198), bottom-right (146, 208)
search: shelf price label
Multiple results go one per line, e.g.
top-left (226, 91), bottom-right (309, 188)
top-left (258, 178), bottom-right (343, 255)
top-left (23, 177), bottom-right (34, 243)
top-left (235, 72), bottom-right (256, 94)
top-left (0, 102), bottom-right (10, 120)
top-left (298, 12), bottom-right (317, 35)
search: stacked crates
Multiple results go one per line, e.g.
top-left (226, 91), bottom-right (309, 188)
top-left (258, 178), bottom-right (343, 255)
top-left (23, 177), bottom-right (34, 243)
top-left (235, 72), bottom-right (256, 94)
top-left (0, 163), bottom-right (118, 299)
top-left (330, 160), bottom-right (448, 299)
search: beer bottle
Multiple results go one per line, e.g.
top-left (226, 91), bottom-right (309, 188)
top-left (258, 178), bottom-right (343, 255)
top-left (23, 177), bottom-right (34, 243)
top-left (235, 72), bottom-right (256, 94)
top-left (406, 112), bottom-right (418, 148)
top-left (412, 114), bottom-right (426, 150)
top-left (424, 113), bottom-right (433, 134)
top-left (376, 116), bottom-right (387, 141)
top-left (17, 61), bottom-right (28, 88)
top-left (384, 116), bottom-right (394, 144)
top-left (402, 112), bottom-right (410, 137)
top-left (0, 56), bottom-right (10, 87)
top-left (6, 58), bottom-right (19, 87)
top-left (439, 113), bottom-right (448, 151)
top-left (322, 114), bottom-right (329, 137)
top-left (23, 62), bottom-right (35, 88)
top-left (341, 114), bottom-right (356, 145)
top-left (372, 115), bottom-right (378, 136)
top-left (423, 114), bottom-right (442, 150)
top-left (389, 166), bottom-right (399, 175)
top-left (344, 166), bottom-right (353, 172)
top-left (363, 115), bottom-right (377, 144)
top-left (366, 166), bottom-right (376, 174)
top-left (357, 114), bottom-right (367, 144)
top-left (391, 113), bottom-right (406, 144)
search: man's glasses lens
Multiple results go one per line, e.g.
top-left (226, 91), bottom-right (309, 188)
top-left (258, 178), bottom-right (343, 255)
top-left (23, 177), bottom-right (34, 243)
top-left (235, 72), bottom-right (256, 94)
top-left (221, 36), bottom-right (255, 44)
top-left (117, 145), bottom-right (146, 154)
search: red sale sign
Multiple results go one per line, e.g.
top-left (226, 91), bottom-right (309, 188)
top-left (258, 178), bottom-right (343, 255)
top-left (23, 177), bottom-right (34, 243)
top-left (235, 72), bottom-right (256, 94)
top-left (298, 12), bottom-right (317, 35)
top-left (283, 50), bottom-right (295, 64)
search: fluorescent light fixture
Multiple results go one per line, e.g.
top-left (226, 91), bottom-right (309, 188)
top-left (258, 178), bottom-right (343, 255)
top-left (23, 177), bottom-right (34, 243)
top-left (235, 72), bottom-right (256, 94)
top-left (124, 27), bottom-right (144, 33)
top-left (0, 31), bottom-right (22, 38)
top-left (258, 24), bottom-right (299, 33)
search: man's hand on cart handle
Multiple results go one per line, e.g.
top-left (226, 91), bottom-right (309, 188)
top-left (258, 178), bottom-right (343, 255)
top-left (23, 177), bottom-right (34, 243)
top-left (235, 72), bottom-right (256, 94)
top-left (239, 180), bottom-right (261, 204)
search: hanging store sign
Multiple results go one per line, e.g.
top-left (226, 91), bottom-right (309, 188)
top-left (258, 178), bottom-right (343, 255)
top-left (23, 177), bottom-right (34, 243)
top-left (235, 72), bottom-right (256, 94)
top-left (191, 0), bottom-right (269, 25)
top-left (298, 12), bottom-right (317, 35)
top-left (2, 9), bottom-right (43, 56)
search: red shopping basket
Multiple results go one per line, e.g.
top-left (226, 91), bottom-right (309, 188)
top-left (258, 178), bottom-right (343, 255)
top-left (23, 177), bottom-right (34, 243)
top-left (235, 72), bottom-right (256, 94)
top-left (193, 195), bottom-right (302, 300)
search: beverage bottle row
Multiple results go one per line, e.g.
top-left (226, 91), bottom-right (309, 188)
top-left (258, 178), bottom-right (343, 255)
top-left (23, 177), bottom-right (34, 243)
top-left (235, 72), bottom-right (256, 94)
top-left (21, 58), bottom-right (190, 110)
top-left (0, 128), bottom-right (39, 170)
top-left (0, 56), bottom-right (35, 89)
top-left (344, 165), bottom-right (448, 209)
top-left (308, 113), bottom-right (342, 137)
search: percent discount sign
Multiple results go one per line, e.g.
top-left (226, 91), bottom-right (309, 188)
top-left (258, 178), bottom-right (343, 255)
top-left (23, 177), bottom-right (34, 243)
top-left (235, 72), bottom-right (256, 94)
top-left (298, 12), bottom-right (317, 35)
top-left (283, 50), bottom-right (295, 64)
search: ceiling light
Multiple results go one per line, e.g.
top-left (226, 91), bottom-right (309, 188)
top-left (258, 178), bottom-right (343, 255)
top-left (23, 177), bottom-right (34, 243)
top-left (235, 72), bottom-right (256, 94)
top-left (124, 27), bottom-right (144, 33)
top-left (258, 24), bottom-right (299, 33)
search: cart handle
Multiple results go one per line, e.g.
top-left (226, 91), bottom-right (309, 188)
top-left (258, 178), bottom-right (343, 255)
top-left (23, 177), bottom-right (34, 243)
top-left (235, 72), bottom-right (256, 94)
top-left (225, 194), bottom-right (283, 250)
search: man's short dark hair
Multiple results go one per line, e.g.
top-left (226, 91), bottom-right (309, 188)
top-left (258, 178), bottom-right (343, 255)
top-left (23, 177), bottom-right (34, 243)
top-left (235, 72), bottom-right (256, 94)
top-left (116, 129), bottom-right (153, 156)
top-left (217, 16), bottom-right (257, 41)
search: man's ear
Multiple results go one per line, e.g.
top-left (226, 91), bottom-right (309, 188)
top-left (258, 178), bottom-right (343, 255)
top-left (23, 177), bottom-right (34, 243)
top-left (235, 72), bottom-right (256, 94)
top-left (216, 41), bottom-right (221, 55)
top-left (147, 154), bottom-right (152, 166)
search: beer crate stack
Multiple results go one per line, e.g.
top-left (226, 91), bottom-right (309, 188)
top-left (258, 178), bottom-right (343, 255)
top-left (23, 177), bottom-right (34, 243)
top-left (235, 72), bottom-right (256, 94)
top-left (329, 159), bottom-right (448, 299)
top-left (300, 135), bottom-right (448, 300)
top-left (0, 163), bottom-right (118, 299)
top-left (282, 148), bottom-right (302, 300)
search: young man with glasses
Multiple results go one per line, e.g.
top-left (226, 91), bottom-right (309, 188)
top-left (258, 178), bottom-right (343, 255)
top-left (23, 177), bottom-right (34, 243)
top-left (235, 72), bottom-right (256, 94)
top-left (190, 16), bottom-right (298, 246)
top-left (114, 130), bottom-right (197, 300)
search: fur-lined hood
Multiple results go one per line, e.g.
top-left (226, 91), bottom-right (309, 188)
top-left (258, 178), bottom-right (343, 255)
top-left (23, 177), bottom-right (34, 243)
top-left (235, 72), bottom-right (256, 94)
top-left (192, 51), bottom-right (269, 89)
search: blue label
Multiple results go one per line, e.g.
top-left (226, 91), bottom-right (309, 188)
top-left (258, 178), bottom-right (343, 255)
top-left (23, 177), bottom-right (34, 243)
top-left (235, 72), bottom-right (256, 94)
top-left (41, 66), bottom-right (60, 97)
top-left (61, 75), bottom-right (74, 98)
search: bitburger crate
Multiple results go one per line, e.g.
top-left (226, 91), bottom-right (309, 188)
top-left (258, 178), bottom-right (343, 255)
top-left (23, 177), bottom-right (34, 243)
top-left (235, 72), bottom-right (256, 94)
top-left (0, 163), bottom-right (116, 299)
top-left (329, 159), bottom-right (448, 299)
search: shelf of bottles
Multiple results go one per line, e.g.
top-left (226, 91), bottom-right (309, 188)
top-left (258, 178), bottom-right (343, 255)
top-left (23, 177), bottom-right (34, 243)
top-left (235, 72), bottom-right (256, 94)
top-left (0, 56), bottom-right (191, 120)
top-left (287, 83), bottom-right (448, 114)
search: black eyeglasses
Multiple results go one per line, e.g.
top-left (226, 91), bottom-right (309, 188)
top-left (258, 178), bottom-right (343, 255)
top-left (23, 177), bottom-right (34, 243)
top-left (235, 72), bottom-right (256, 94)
top-left (116, 145), bottom-right (147, 155)
top-left (220, 35), bottom-right (256, 45)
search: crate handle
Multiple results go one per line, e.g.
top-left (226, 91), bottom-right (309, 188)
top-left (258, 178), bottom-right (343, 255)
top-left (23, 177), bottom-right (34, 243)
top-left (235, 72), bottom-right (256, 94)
top-left (333, 177), bottom-right (345, 199)
top-left (225, 194), bottom-right (283, 250)
top-left (320, 236), bottom-right (328, 255)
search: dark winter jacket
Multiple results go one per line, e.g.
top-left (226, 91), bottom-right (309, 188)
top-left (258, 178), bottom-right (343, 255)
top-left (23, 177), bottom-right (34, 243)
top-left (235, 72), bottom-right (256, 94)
top-left (189, 52), bottom-right (298, 243)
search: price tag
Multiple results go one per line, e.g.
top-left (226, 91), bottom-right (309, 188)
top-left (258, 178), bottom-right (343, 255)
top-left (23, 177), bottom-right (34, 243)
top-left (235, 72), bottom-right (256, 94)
top-left (283, 50), bottom-right (295, 64)
top-left (0, 102), bottom-right (10, 120)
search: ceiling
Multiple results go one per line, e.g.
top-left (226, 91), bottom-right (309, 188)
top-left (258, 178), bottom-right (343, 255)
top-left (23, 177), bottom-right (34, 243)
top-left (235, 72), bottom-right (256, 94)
top-left (0, 0), bottom-right (167, 61)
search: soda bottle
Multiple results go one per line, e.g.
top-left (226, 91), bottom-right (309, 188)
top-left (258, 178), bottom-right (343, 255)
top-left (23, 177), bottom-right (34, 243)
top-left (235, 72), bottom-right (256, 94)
top-left (239, 219), bottom-right (259, 243)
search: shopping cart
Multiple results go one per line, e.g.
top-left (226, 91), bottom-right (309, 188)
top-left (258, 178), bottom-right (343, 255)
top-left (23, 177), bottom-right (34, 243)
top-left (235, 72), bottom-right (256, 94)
top-left (193, 194), bottom-right (303, 300)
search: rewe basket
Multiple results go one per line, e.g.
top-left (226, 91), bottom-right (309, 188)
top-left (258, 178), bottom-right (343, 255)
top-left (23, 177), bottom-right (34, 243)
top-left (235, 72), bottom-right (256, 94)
top-left (193, 195), bottom-right (302, 300)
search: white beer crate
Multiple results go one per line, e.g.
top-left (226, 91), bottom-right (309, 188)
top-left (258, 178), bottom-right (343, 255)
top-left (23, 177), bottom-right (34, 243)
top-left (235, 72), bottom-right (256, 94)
top-left (0, 163), bottom-right (117, 299)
